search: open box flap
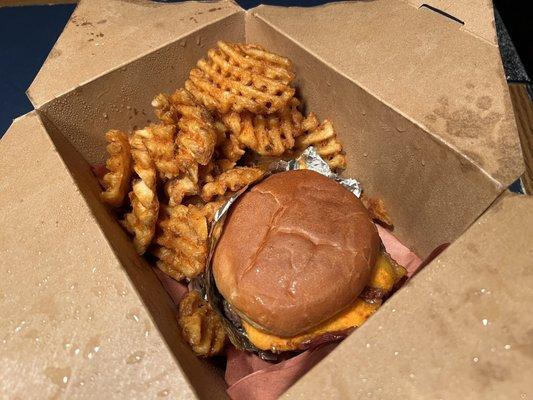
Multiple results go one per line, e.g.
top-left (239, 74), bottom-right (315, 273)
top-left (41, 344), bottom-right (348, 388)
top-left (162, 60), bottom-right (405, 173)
top-left (27, 0), bottom-right (244, 109)
top-left (249, 0), bottom-right (524, 187)
top-left (405, 0), bottom-right (497, 44)
top-left (283, 194), bottom-right (533, 399)
top-left (0, 112), bottom-right (226, 399)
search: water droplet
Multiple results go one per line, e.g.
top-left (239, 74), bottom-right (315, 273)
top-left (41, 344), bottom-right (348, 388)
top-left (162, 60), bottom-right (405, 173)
top-left (394, 351), bottom-right (399, 356)
top-left (157, 389), bottom-right (170, 397)
top-left (127, 310), bottom-right (140, 323)
top-left (366, 343), bottom-right (371, 348)
top-left (504, 344), bottom-right (511, 350)
top-left (363, 152), bottom-right (368, 157)
top-left (44, 366), bottom-right (72, 388)
top-left (144, 320), bottom-right (152, 338)
top-left (521, 393), bottom-right (527, 399)
top-left (473, 357), bottom-right (479, 363)
top-left (85, 343), bottom-right (101, 359)
top-left (126, 351), bottom-right (145, 364)
top-left (409, 373), bottom-right (415, 379)
top-left (482, 319), bottom-right (488, 327)
top-left (421, 160), bottom-right (426, 166)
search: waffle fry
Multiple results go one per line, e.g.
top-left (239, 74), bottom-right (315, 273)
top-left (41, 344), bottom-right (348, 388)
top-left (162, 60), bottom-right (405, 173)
top-left (156, 249), bottom-right (185, 282)
top-left (135, 124), bottom-right (180, 180)
top-left (198, 154), bottom-right (239, 188)
top-left (296, 115), bottom-right (347, 171)
top-left (200, 198), bottom-right (227, 222)
top-left (121, 130), bottom-right (159, 254)
top-left (155, 204), bottom-right (209, 279)
top-left (152, 88), bottom-right (217, 166)
top-left (278, 97), bottom-right (305, 147)
top-left (178, 291), bottom-right (226, 357)
top-left (198, 161), bottom-right (216, 185)
top-left (212, 115), bottom-right (245, 167)
top-left (201, 167), bottom-right (263, 201)
top-left (361, 194), bottom-right (393, 227)
top-left (100, 130), bottom-right (132, 207)
top-left (219, 132), bottom-right (245, 163)
top-left (165, 174), bottom-right (198, 206)
top-left (149, 89), bottom-right (220, 206)
top-left (223, 97), bottom-right (303, 156)
top-left (216, 158), bottom-right (237, 172)
top-left (185, 41), bottom-right (295, 115)
top-left (151, 93), bottom-right (175, 126)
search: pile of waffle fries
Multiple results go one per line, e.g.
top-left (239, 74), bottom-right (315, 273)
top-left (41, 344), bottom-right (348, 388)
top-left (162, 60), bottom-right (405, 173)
top-left (100, 41), bottom-right (347, 280)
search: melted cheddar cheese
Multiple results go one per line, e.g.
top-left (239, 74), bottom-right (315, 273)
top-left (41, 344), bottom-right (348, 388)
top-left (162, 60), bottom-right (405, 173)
top-left (243, 251), bottom-right (405, 352)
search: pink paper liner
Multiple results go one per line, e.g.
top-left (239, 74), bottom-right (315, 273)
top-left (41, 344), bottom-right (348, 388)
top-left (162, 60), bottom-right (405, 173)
top-left (153, 267), bottom-right (189, 305)
top-left (376, 224), bottom-right (422, 277)
top-left (225, 346), bottom-right (274, 387)
top-left (91, 163), bottom-right (108, 181)
top-left (226, 343), bottom-right (338, 400)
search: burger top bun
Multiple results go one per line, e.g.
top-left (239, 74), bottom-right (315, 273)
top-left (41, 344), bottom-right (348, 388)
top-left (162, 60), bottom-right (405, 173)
top-left (212, 170), bottom-right (380, 337)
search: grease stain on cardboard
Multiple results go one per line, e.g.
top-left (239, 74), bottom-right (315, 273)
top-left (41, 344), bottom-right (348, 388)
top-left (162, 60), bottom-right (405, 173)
top-left (429, 96), bottom-right (501, 139)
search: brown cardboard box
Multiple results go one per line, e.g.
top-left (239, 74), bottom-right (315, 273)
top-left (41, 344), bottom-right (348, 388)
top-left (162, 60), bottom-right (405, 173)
top-left (0, 0), bottom-right (530, 398)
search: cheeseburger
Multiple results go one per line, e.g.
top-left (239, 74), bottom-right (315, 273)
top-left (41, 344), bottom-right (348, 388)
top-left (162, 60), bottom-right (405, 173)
top-left (211, 169), bottom-right (405, 353)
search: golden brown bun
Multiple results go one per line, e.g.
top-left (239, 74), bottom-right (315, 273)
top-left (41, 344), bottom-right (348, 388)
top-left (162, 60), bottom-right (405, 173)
top-left (213, 170), bottom-right (380, 337)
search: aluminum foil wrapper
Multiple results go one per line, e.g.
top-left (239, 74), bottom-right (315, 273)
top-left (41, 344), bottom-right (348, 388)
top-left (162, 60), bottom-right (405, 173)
top-left (269, 147), bottom-right (361, 198)
top-left (202, 147), bottom-right (362, 358)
